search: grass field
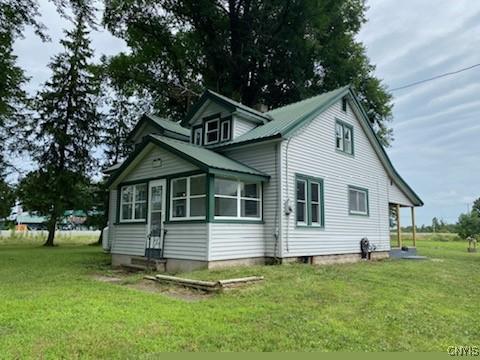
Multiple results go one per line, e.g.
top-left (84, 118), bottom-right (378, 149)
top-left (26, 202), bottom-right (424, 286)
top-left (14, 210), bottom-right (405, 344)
top-left (0, 234), bottom-right (478, 355)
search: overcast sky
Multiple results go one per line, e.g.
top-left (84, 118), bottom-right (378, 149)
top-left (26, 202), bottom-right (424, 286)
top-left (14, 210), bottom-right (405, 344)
top-left (12, 0), bottom-right (480, 225)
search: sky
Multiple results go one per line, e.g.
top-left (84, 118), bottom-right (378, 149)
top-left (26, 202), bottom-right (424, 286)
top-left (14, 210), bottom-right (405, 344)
top-left (12, 0), bottom-right (480, 225)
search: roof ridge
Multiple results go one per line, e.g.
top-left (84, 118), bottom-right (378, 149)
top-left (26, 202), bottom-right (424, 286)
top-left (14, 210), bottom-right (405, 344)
top-left (266, 86), bottom-right (350, 116)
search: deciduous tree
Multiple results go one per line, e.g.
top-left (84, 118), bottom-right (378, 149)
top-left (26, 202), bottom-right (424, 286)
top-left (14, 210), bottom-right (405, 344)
top-left (103, 0), bottom-right (394, 145)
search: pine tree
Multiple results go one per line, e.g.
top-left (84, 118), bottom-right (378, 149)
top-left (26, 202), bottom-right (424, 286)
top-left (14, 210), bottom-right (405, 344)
top-left (18, 13), bottom-right (101, 246)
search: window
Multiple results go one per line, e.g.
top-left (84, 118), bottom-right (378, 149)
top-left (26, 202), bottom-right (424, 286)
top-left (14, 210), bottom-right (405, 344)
top-left (342, 97), bottom-right (348, 112)
top-left (193, 127), bottom-right (202, 145)
top-left (120, 183), bottom-right (147, 222)
top-left (204, 118), bottom-right (220, 145)
top-left (214, 178), bottom-right (261, 219)
top-left (348, 186), bottom-right (369, 216)
top-left (295, 175), bottom-right (324, 227)
top-left (170, 175), bottom-right (206, 220)
top-left (220, 119), bottom-right (231, 141)
top-left (296, 179), bottom-right (306, 224)
top-left (335, 120), bottom-right (354, 155)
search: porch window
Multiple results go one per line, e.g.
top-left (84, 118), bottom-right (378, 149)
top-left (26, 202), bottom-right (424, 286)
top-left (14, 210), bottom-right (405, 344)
top-left (170, 174), bottom-right (206, 220)
top-left (296, 175), bottom-right (324, 227)
top-left (335, 120), bottom-right (354, 155)
top-left (204, 118), bottom-right (220, 145)
top-left (120, 183), bottom-right (147, 222)
top-left (348, 186), bottom-right (369, 216)
top-left (214, 178), bottom-right (261, 220)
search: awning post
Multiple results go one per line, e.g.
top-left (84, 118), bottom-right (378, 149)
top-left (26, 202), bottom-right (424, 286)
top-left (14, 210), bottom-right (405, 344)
top-left (396, 204), bottom-right (402, 248)
top-left (411, 207), bottom-right (416, 247)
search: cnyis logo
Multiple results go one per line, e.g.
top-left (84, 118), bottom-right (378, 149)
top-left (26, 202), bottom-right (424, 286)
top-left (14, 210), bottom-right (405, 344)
top-left (448, 346), bottom-right (480, 356)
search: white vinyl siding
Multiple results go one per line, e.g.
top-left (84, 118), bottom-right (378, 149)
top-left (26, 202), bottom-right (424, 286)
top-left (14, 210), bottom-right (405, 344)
top-left (123, 145), bottom-right (197, 182)
top-left (281, 99), bottom-right (392, 257)
top-left (110, 144), bottom-right (207, 258)
top-left (233, 117), bottom-right (257, 138)
top-left (220, 143), bottom-right (278, 257)
top-left (388, 181), bottom-right (414, 207)
top-left (209, 223), bottom-right (264, 260)
top-left (163, 223), bottom-right (208, 260)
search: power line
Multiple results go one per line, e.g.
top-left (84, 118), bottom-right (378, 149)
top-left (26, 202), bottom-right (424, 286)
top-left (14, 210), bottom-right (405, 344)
top-left (390, 63), bottom-right (480, 92)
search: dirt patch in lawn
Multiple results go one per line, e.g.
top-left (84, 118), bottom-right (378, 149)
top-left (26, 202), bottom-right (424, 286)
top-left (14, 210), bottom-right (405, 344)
top-left (93, 275), bottom-right (124, 283)
top-left (92, 273), bottom-right (212, 301)
top-left (126, 279), bottom-right (214, 301)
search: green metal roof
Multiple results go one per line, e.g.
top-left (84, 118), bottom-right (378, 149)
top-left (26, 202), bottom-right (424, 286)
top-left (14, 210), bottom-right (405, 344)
top-left (16, 213), bottom-right (47, 224)
top-left (149, 135), bottom-right (269, 179)
top-left (210, 86), bottom-right (349, 148)
top-left (147, 114), bottom-right (190, 137)
top-left (108, 134), bottom-right (270, 186)
top-left (127, 113), bottom-right (190, 142)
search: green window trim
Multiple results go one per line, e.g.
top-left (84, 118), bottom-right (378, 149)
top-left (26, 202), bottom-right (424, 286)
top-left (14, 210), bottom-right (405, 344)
top-left (348, 185), bottom-right (369, 217)
top-left (115, 172), bottom-right (266, 225)
top-left (335, 119), bottom-right (354, 156)
top-left (295, 174), bottom-right (325, 228)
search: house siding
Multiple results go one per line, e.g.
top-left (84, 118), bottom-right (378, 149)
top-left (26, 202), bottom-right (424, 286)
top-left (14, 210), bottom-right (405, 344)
top-left (280, 100), bottom-right (392, 257)
top-left (123, 146), bottom-right (197, 182)
top-left (209, 223), bottom-right (264, 260)
top-left (388, 182), bottom-right (414, 206)
top-left (216, 143), bottom-right (279, 258)
top-left (233, 117), bottom-right (257, 138)
top-left (163, 223), bottom-right (208, 261)
top-left (191, 101), bottom-right (229, 127)
top-left (111, 224), bottom-right (147, 256)
top-left (110, 145), bottom-right (207, 258)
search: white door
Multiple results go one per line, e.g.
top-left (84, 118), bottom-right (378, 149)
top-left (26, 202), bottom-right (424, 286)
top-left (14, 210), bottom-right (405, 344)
top-left (147, 179), bottom-right (166, 258)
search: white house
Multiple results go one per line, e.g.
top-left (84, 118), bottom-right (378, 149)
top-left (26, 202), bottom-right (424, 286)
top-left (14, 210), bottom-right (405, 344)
top-left (104, 85), bottom-right (423, 272)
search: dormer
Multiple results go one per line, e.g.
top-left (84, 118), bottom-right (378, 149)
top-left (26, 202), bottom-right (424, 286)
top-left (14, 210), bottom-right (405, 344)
top-left (181, 90), bottom-right (271, 146)
top-left (128, 114), bottom-right (190, 145)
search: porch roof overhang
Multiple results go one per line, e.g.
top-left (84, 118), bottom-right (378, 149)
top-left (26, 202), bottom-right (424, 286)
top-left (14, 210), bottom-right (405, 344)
top-left (107, 135), bottom-right (270, 187)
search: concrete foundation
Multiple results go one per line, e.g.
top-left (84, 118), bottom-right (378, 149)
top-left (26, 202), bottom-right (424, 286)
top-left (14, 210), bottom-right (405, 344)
top-left (111, 251), bottom-right (389, 273)
top-left (282, 251), bottom-right (389, 265)
top-left (207, 256), bottom-right (270, 269)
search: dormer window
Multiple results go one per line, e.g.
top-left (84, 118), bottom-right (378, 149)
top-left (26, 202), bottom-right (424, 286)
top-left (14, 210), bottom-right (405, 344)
top-left (193, 126), bottom-right (202, 145)
top-left (220, 119), bottom-right (231, 141)
top-left (204, 118), bottom-right (220, 145)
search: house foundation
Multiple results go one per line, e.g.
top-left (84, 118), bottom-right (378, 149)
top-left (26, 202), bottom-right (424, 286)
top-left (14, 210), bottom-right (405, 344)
top-left (112, 251), bottom-right (389, 273)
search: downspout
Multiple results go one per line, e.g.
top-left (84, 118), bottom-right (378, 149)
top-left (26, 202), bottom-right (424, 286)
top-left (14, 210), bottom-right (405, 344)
top-left (284, 137), bottom-right (293, 253)
top-left (273, 142), bottom-right (282, 261)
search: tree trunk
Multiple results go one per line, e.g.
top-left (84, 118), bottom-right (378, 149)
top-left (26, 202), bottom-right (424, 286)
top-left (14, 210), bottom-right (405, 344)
top-left (45, 219), bottom-right (56, 247)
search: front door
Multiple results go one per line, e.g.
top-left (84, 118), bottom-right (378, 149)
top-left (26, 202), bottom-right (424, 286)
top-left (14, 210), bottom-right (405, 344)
top-left (146, 179), bottom-right (166, 259)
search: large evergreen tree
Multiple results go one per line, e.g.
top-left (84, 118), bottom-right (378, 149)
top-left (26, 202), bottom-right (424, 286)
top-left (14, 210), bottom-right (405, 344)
top-left (103, 0), bottom-right (394, 145)
top-left (18, 13), bottom-right (101, 246)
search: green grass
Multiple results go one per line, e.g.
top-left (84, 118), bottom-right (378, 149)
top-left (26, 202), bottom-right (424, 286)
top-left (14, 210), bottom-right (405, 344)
top-left (0, 236), bottom-right (478, 356)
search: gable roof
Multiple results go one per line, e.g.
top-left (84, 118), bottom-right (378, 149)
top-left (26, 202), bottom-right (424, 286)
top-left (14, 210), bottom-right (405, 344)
top-left (181, 89), bottom-right (272, 127)
top-left (108, 134), bottom-right (269, 186)
top-left (210, 85), bottom-right (423, 206)
top-left (210, 86), bottom-right (349, 149)
top-left (128, 114), bottom-right (190, 142)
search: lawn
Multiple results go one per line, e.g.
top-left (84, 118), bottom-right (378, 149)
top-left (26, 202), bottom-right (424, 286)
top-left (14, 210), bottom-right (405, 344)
top-left (0, 234), bottom-right (478, 356)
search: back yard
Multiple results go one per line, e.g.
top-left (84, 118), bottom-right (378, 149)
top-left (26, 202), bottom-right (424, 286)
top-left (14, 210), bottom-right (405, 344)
top-left (0, 234), bottom-right (478, 356)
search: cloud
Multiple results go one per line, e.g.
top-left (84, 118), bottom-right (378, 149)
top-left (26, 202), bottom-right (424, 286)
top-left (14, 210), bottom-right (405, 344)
top-left (360, 0), bottom-right (480, 225)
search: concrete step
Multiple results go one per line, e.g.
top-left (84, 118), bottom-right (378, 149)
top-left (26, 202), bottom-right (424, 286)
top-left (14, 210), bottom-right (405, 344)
top-left (129, 257), bottom-right (166, 272)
